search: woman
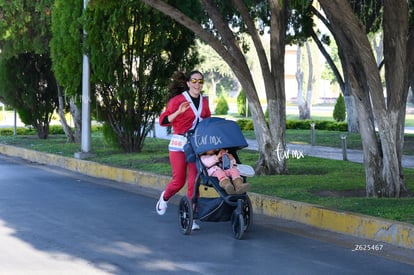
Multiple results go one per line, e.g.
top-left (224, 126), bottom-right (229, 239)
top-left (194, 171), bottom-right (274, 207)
top-left (156, 70), bottom-right (211, 230)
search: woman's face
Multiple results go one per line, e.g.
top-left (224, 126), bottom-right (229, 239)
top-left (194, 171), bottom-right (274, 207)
top-left (187, 72), bottom-right (204, 97)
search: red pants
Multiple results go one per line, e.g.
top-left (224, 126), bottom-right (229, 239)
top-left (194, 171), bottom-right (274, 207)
top-left (163, 150), bottom-right (197, 201)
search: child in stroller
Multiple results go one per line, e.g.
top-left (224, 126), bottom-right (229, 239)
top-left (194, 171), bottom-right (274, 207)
top-left (178, 117), bottom-right (254, 239)
top-left (200, 148), bottom-right (250, 195)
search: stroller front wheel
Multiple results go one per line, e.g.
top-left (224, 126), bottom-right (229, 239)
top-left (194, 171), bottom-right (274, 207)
top-left (231, 211), bottom-right (245, 240)
top-left (243, 195), bottom-right (253, 232)
top-left (178, 196), bottom-right (193, 235)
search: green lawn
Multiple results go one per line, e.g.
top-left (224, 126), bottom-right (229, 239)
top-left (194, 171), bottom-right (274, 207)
top-left (244, 129), bottom-right (414, 155)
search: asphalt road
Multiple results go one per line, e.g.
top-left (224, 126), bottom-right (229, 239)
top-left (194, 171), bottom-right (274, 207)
top-left (1, 154), bottom-right (413, 275)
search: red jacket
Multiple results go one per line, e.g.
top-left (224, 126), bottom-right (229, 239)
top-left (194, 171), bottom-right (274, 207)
top-left (159, 93), bottom-right (211, 135)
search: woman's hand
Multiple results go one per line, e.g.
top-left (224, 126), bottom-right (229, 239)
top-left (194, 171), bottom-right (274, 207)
top-left (167, 101), bottom-right (190, 123)
top-left (177, 101), bottom-right (190, 114)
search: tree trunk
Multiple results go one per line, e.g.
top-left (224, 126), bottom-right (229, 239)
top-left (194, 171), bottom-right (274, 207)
top-left (318, 0), bottom-right (410, 197)
top-left (263, 0), bottom-right (288, 174)
top-left (209, 77), bottom-right (219, 110)
top-left (311, 8), bottom-right (359, 133)
top-left (296, 45), bottom-right (305, 118)
top-left (208, 0), bottom-right (288, 175)
top-left (36, 125), bottom-right (49, 139)
top-left (296, 43), bottom-right (311, 120)
top-left (344, 90), bottom-right (359, 133)
top-left (69, 98), bottom-right (81, 143)
top-left (56, 84), bottom-right (75, 143)
top-left (304, 41), bottom-right (313, 119)
top-left (351, 91), bottom-right (379, 196)
top-left (139, 0), bottom-right (289, 175)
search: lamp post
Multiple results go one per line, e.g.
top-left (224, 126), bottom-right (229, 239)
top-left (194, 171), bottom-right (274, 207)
top-left (75, 0), bottom-right (92, 158)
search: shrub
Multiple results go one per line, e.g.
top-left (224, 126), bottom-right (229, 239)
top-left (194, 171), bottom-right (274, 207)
top-left (333, 94), bottom-right (346, 122)
top-left (244, 120), bottom-right (254, 130)
top-left (0, 128), bottom-right (14, 136)
top-left (237, 90), bottom-right (247, 116)
top-left (215, 94), bottom-right (229, 115)
top-left (101, 123), bottom-right (119, 148)
top-left (236, 119), bottom-right (254, 131)
top-left (49, 125), bottom-right (65, 135)
top-left (236, 119), bottom-right (249, 130)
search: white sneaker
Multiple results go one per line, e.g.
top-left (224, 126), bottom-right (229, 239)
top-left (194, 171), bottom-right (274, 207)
top-left (156, 191), bottom-right (168, 215)
top-left (192, 220), bottom-right (200, 231)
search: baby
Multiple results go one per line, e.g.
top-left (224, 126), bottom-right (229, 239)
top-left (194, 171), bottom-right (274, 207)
top-left (200, 149), bottom-right (250, 195)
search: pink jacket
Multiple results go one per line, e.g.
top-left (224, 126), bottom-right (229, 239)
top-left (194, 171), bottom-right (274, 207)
top-left (200, 154), bottom-right (236, 174)
top-left (200, 154), bottom-right (220, 169)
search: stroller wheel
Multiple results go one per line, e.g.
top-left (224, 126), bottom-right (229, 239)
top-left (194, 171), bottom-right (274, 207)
top-left (243, 195), bottom-right (253, 232)
top-left (231, 212), bottom-right (244, 240)
top-left (178, 196), bottom-right (193, 235)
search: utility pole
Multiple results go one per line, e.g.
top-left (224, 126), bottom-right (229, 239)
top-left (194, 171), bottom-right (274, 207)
top-left (75, 0), bottom-right (92, 159)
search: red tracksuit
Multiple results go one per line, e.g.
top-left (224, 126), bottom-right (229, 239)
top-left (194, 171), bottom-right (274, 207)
top-left (159, 93), bottom-right (211, 200)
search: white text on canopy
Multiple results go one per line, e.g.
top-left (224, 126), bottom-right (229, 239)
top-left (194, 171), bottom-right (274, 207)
top-left (194, 133), bottom-right (223, 148)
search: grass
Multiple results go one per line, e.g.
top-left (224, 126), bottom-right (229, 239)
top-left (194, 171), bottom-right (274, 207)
top-left (1, 131), bottom-right (414, 224)
top-left (244, 129), bottom-right (414, 155)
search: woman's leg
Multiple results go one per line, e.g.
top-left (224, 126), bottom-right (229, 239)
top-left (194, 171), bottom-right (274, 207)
top-left (187, 161), bottom-right (197, 200)
top-left (164, 151), bottom-right (187, 200)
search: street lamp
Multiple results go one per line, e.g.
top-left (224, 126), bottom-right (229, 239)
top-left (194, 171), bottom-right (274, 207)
top-left (75, 0), bottom-right (92, 158)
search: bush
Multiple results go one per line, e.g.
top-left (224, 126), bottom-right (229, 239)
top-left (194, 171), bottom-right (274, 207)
top-left (237, 90), bottom-right (247, 116)
top-left (333, 94), bottom-right (346, 122)
top-left (101, 122), bottom-right (120, 148)
top-left (49, 125), bottom-right (65, 135)
top-left (0, 128), bottom-right (14, 136)
top-left (215, 94), bottom-right (229, 115)
top-left (0, 127), bottom-right (37, 136)
top-left (286, 119), bottom-right (313, 129)
top-left (239, 118), bottom-right (348, 132)
top-left (236, 119), bottom-right (254, 131)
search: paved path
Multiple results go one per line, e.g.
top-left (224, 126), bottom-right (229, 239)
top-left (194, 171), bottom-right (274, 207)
top-left (2, 155), bottom-right (413, 274)
top-left (152, 122), bottom-right (414, 169)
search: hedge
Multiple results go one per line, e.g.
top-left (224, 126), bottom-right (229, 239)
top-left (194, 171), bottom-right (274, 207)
top-left (0, 125), bottom-right (102, 136)
top-left (237, 118), bottom-right (348, 132)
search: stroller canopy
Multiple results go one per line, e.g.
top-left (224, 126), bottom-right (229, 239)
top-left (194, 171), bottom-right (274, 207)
top-left (191, 117), bottom-right (248, 154)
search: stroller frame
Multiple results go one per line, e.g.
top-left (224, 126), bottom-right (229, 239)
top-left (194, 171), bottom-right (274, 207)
top-left (177, 118), bottom-right (253, 240)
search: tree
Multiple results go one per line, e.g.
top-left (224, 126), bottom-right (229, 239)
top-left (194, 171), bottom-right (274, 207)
top-left (310, 4), bottom-right (367, 133)
top-left (50, 0), bottom-right (84, 143)
top-left (0, 53), bottom-right (58, 139)
top-left (85, 1), bottom-right (200, 152)
top-left (197, 40), bottom-right (238, 105)
top-left (0, 0), bottom-right (58, 139)
top-left (333, 93), bottom-right (346, 122)
top-left (134, 0), bottom-right (296, 175)
top-left (317, 0), bottom-right (414, 197)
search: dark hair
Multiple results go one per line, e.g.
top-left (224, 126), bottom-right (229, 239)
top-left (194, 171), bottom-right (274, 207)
top-left (167, 70), bottom-right (204, 100)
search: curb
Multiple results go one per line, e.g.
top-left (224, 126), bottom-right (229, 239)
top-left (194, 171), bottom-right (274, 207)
top-left (1, 144), bottom-right (413, 250)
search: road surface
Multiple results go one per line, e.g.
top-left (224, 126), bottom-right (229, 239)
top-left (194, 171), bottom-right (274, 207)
top-left (0, 154), bottom-right (413, 274)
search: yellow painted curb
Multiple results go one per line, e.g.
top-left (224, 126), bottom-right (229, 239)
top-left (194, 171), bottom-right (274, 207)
top-left (0, 145), bottom-right (217, 198)
top-left (1, 144), bottom-right (413, 250)
top-left (249, 193), bottom-right (414, 249)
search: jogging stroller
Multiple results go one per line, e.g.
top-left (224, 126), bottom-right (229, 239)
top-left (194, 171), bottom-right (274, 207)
top-left (178, 117), bottom-right (254, 240)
